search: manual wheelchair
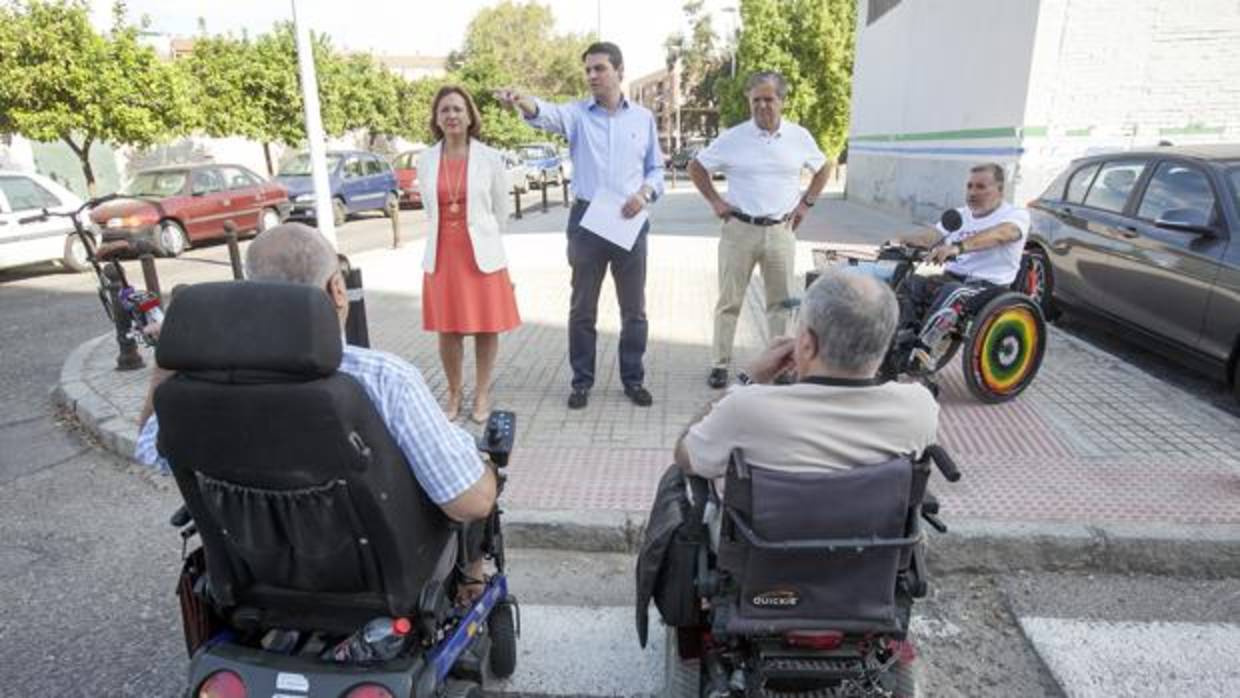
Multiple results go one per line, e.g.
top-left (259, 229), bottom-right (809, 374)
top-left (808, 236), bottom-right (1047, 403)
top-left (156, 281), bottom-right (518, 698)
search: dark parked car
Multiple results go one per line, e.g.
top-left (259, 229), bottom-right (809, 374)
top-left (1027, 144), bottom-right (1240, 399)
top-left (277, 150), bottom-right (398, 226)
top-left (91, 164), bottom-right (290, 257)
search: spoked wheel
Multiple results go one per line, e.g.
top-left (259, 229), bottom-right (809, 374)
top-left (962, 293), bottom-right (1046, 403)
top-left (488, 601), bottom-right (518, 679)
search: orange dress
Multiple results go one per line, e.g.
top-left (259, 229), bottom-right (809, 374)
top-left (422, 156), bottom-right (521, 334)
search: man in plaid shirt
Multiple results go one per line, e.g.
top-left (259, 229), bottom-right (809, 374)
top-left (133, 223), bottom-right (496, 524)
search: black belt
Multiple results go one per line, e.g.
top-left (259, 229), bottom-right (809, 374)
top-left (732, 210), bottom-right (790, 226)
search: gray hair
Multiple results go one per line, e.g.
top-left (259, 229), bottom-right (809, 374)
top-left (801, 268), bottom-right (899, 375)
top-left (970, 162), bottom-right (1006, 191)
top-left (244, 223), bottom-right (338, 287)
top-left (745, 70), bottom-right (788, 99)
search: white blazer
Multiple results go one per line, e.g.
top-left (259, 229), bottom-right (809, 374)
top-left (417, 139), bottom-right (512, 274)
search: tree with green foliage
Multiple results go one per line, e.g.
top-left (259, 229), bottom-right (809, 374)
top-left (0, 0), bottom-right (194, 193)
top-left (663, 0), bottom-right (729, 139)
top-left (447, 0), bottom-right (592, 148)
top-left (718, 0), bottom-right (854, 156)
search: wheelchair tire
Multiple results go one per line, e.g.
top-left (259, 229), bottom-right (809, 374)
top-left (880, 655), bottom-right (924, 698)
top-left (441, 680), bottom-right (482, 698)
top-left (488, 602), bottom-right (517, 679)
top-left (962, 293), bottom-right (1046, 403)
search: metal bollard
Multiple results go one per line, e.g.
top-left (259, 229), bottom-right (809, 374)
top-left (540, 171), bottom-right (549, 213)
top-left (512, 186), bottom-right (522, 220)
top-left (139, 253), bottom-right (161, 300)
top-left (339, 255), bottom-right (370, 348)
top-left (561, 177), bottom-right (569, 207)
top-left (224, 223), bottom-right (244, 280)
top-left (390, 197), bottom-right (401, 249)
top-left (104, 265), bottom-right (144, 370)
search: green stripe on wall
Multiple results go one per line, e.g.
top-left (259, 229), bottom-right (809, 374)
top-left (1065, 127), bottom-right (1093, 137)
top-left (852, 126), bottom-right (1019, 142)
top-left (1159, 124), bottom-right (1225, 136)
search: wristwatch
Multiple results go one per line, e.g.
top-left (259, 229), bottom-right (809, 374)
top-left (801, 196), bottom-right (815, 208)
top-left (735, 370), bottom-right (754, 386)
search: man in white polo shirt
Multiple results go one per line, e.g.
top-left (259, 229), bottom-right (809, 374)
top-left (688, 71), bottom-right (831, 389)
top-left (896, 163), bottom-right (1030, 325)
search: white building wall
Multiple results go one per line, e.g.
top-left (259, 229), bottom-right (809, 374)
top-left (1019, 0), bottom-right (1240, 202)
top-left (847, 0), bottom-right (1042, 222)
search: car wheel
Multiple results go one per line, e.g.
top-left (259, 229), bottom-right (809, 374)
top-left (1017, 246), bottom-right (1057, 321)
top-left (156, 220), bottom-right (188, 258)
top-left (61, 233), bottom-right (91, 272)
top-left (258, 207), bottom-right (281, 233)
top-left (382, 192), bottom-right (398, 218)
top-left (332, 198), bottom-right (346, 227)
top-left (1232, 358), bottom-right (1240, 405)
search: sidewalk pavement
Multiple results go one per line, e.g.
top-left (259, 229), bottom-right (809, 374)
top-left (54, 191), bottom-right (1240, 577)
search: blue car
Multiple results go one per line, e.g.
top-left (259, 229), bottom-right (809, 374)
top-left (277, 150), bottom-right (398, 226)
top-left (516, 143), bottom-right (565, 189)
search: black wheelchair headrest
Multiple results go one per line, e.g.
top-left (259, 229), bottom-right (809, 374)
top-left (156, 281), bottom-right (342, 377)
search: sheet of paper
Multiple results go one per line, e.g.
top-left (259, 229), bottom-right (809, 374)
top-left (579, 189), bottom-right (648, 252)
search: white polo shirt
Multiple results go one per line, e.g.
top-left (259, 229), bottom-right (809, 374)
top-left (936, 202), bottom-right (1031, 285)
top-left (694, 119), bottom-right (828, 218)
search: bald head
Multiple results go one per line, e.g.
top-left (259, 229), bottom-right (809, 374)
top-left (244, 223), bottom-right (338, 287)
top-left (801, 268), bottom-right (899, 376)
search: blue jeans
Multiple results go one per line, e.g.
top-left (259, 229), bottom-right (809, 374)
top-left (566, 199), bottom-right (649, 390)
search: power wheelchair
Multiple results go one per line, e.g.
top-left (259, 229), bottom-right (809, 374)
top-left (154, 281), bottom-right (517, 698)
top-left (669, 447), bottom-right (961, 698)
top-left (808, 211), bottom-right (1047, 403)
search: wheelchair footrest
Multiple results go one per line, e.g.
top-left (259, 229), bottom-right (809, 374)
top-left (760, 655), bottom-right (868, 681)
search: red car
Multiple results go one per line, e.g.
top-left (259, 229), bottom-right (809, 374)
top-left (92, 164), bottom-right (291, 257)
top-left (392, 149), bottom-right (424, 209)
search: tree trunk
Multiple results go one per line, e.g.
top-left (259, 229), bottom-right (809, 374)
top-left (63, 135), bottom-right (97, 197)
top-left (263, 142), bottom-right (274, 177)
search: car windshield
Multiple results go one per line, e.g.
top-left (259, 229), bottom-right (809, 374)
top-left (124, 171), bottom-right (187, 197)
top-left (520, 146), bottom-right (548, 159)
top-left (280, 154), bottom-right (343, 176)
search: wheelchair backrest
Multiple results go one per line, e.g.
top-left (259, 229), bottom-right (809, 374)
top-left (153, 281), bottom-right (454, 633)
top-left (717, 451), bottom-right (927, 634)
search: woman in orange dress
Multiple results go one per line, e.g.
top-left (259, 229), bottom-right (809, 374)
top-left (417, 86), bottom-right (521, 422)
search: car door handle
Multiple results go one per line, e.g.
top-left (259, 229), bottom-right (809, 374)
top-left (1119, 225), bottom-right (1138, 239)
top-left (222, 199), bottom-right (231, 206)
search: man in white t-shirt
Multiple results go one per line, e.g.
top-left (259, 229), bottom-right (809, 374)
top-left (897, 163), bottom-right (1031, 324)
top-left (675, 268), bottom-right (939, 503)
top-left (688, 71), bottom-right (831, 389)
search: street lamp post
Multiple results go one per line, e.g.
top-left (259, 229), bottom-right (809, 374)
top-left (291, 0), bottom-right (337, 248)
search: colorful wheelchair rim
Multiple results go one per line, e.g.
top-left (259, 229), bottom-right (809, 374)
top-left (969, 302), bottom-right (1042, 395)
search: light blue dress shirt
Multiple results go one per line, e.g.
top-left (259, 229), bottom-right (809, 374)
top-left (525, 96), bottom-right (665, 203)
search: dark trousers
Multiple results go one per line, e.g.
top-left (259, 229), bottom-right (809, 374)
top-left (566, 199), bottom-right (649, 390)
top-left (900, 272), bottom-right (993, 329)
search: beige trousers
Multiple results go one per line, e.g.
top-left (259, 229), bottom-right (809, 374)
top-left (712, 218), bottom-right (797, 368)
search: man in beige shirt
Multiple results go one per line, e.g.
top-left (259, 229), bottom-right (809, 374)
top-left (675, 268), bottom-right (939, 492)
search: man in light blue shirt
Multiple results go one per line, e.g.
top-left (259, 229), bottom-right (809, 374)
top-left (495, 41), bottom-right (665, 410)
